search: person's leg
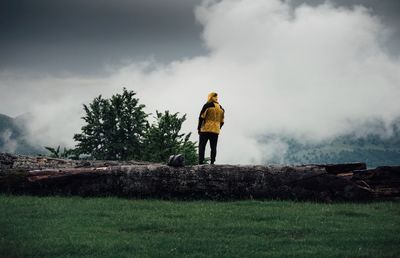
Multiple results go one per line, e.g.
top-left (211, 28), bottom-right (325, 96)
top-left (198, 133), bottom-right (208, 164)
top-left (209, 133), bottom-right (219, 164)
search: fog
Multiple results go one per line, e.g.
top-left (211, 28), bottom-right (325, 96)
top-left (1, 0), bottom-right (400, 164)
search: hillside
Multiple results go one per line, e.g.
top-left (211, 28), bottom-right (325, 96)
top-left (0, 113), bottom-right (42, 154)
top-left (279, 133), bottom-right (400, 168)
top-left (262, 120), bottom-right (400, 168)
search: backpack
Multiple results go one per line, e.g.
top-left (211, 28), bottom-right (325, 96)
top-left (167, 154), bottom-right (185, 167)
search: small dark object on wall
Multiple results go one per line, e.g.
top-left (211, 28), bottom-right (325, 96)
top-left (168, 154), bottom-right (185, 167)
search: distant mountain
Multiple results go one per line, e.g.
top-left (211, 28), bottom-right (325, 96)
top-left (0, 113), bottom-right (43, 154)
top-left (265, 126), bottom-right (400, 168)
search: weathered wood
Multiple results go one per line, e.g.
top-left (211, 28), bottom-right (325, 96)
top-left (0, 153), bottom-right (17, 169)
top-left (352, 166), bottom-right (400, 197)
top-left (1, 154), bottom-right (398, 201)
top-left (311, 162), bottom-right (367, 174)
top-left (0, 162), bottom-right (372, 201)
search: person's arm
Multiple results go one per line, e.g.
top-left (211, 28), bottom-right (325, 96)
top-left (198, 117), bottom-right (204, 133)
top-left (220, 105), bottom-right (225, 128)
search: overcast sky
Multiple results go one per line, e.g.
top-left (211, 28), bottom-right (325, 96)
top-left (1, 0), bottom-right (399, 75)
top-left (1, 0), bottom-right (400, 164)
top-left (0, 0), bottom-right (204, 75)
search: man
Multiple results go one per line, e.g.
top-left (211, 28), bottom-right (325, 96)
top-left (198, 92), bottom-right (225, 164)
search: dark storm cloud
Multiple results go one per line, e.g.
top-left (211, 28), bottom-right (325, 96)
top-left (0, 0), bottom-right (399, 75)
top-left (0, 0), bottom-right (205, 75)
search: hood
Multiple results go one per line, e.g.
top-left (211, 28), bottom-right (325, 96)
top-left (207, 92), bottom-right (218, 103)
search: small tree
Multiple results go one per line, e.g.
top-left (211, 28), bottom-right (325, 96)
top-left (73, 88), bottom-right (148, 160)
top-left (142, 111), bottom-right (197, 165)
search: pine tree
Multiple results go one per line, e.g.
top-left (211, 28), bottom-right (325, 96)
top-left (142, 111), bottom-right (197, 164)
top-left (74, 88), bottom-right (148, 160)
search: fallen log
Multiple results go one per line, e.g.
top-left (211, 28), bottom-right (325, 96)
top-left (2, 154), bottom-right (399, 201)
top-left (309, 162), bottom-right (367, 174)
top-left (0, 153), bottom-right (17, 169)
top-left (0, 164), bottom-right (372, 201)
top-left (352, 166), bottom-right (400, 197)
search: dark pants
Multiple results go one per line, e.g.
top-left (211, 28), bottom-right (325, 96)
top-left (198, 132), bottom-right (219, 164)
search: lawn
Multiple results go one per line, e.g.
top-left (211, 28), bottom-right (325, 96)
top-left (0, 195), bottom-right (399, 258)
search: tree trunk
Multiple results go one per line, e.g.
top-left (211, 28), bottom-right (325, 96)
top-left (0, 167), bottom-right (368, 202)
top-left (1, 154), bottom-right (398, 201)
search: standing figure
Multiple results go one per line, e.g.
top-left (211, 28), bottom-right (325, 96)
top-left (198, 92), bottom-right (225, 164)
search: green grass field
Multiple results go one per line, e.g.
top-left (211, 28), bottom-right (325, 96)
top-left (0, 196), bottom-right (399, 258)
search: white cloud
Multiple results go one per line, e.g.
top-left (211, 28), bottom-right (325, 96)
top-left (1, 0), bottom-right (400, 164)
top-left (0, 129), bottom-right (17, 153)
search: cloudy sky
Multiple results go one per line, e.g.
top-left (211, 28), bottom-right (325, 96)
top-left (1, 0), bottom-right (400, 163)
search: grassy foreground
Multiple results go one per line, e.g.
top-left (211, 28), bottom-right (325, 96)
top-left (0, 196), bottom-right (399, 258)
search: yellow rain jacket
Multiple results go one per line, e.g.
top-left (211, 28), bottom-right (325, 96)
top-left (198, 92), bottom-right (225, 134)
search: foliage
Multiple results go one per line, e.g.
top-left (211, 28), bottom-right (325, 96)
top-left (44, 145), bottom-right (75, 158)
top-left (142, 111), bottom-right (197, 164)
top-left (73, 89), bottom-right (197, 163)
top-left (280, 133), bottom-right (400, 168)
top-left (1, 195), bottom-right (399, 258)
top-left (73, 88), bottom-right (148, 160)
top-left (263, 124), bottom-right (400, 168)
